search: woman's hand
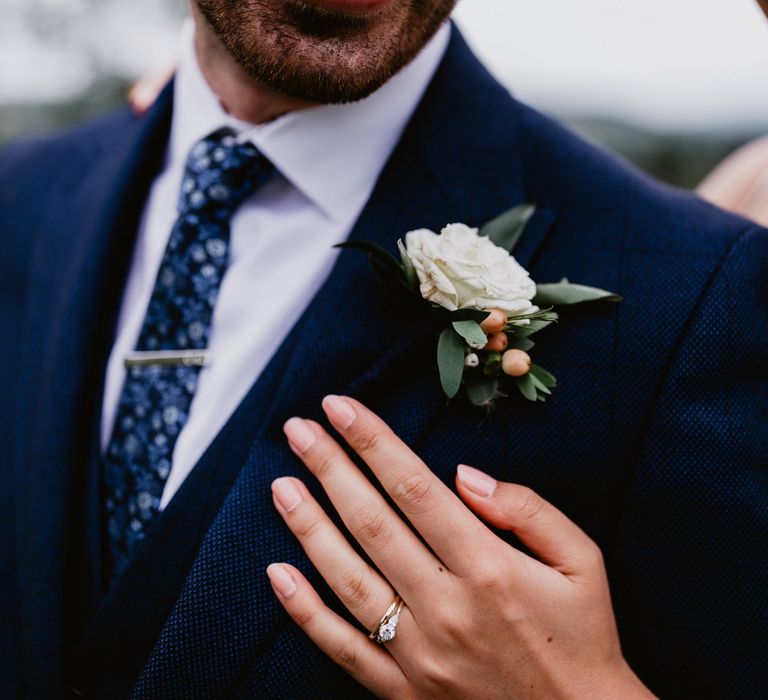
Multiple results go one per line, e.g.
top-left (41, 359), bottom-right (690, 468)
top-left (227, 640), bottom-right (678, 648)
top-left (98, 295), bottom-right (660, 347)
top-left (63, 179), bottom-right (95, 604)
top-left (128, 63), bottom-right (175, 115)
top-left (267, 396), bottom-right (654, 699)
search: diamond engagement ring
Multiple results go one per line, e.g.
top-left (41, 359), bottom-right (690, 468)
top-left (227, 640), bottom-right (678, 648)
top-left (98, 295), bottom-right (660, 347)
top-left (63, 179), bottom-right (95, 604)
top-left (369, 594), bottom-right (404, 643)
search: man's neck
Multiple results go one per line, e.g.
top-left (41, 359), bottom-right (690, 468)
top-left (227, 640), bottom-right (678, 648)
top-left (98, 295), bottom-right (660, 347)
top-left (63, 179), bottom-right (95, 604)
top-left (190, 7), bottom-right (316, 125)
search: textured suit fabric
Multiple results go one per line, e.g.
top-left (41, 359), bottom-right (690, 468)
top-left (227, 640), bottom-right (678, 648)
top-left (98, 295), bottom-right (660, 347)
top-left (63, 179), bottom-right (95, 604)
top-left (1, 26), bottom-right (766, 699)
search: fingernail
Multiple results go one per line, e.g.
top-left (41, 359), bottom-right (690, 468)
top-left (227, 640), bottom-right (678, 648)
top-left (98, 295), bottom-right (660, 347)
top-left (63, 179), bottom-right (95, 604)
top-left (272, 478), bottom-right (302, 512)
top-left (322, 395), bottom-right (356, 430)
top-left (267, 563), bottom-right (297, 598)
top-left (283, 417), bottom-right (316, 453)
top-left (457, 464), bottom-right (497, 497)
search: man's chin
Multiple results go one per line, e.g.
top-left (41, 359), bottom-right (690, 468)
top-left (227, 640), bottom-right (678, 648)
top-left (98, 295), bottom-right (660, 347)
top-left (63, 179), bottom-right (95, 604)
top-left (254, 63), bottom-right (392, 105)
top-left (195, 0), bottom-right (456, 104)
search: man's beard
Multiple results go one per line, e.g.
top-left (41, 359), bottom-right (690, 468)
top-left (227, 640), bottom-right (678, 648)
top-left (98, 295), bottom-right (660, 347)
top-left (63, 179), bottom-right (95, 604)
top-left (195, 0), bottom-right (457, 104)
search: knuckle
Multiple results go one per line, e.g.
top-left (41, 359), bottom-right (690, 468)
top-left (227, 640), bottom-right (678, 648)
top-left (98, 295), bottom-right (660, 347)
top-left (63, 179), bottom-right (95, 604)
top-left (470, 559), bottom-right (508, 592)
top-left (350, 506), bottom-right (392, 544)
top-left (582, 540), bottom-right (605, 570)
top-left (353, 426), bottom-right (381, 455)
top-left (436, 611), bottom-right (467, 643)
top-left (499, 600), bottom-right (526, 627)
top-left (392, 472), bottom-right (434, 512)
top-left (293, 513), bottom-right (324, 540)
top-left (292, 604), bottom-right (318, 628)
top-left (338, 569), bottom-right (373, 610)
top-left (515, 486), bottom-right (545, 521)
top-left (417, 654), bottom-right (452, 689)
top-left (332, 640), bottom-right (358, 672)
top-left (312, 451), bottom-right (338, 481)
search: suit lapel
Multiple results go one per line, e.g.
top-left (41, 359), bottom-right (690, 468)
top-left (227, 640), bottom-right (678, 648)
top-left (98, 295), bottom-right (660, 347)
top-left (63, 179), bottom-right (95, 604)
top-left (12, 85), bottom-right (173, 695)
top-left (132, 27), bottom-right (557, 698)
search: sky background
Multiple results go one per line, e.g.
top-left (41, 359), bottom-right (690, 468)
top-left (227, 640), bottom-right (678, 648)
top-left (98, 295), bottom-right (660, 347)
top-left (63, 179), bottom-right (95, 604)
top-left (3, 0), bottom-right (768, 131)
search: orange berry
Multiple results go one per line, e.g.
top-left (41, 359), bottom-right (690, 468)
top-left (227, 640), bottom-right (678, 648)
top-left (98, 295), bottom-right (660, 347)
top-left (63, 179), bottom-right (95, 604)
top-left (501, 349), bottom-right (532, 377)
top-left (479, 309), bottom-right (506, 334)
top-left (484, 331), bottom-right (509, 352)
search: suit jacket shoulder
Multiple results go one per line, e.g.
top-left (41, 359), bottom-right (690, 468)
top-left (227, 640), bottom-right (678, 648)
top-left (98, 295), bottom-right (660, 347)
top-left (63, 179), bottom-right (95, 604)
top-left (515, 94), bottom-right (758, 253)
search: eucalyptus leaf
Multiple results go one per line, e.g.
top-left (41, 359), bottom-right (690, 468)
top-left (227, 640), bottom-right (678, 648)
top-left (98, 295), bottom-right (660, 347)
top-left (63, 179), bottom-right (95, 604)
top-left (437, 327), bottom-right (466, 399)
top-left (465, 373), bottom-right (499, 407)
top-left (514, 372), bottom-right (538, 401)
top-left (514, 318), bottom-right (555, 338)
top-left (479, 204), bottom-right (536, 253)
top-left (529, 364), bottom-right (557, 388)
top-left (507, 308), bottom-right (557, 326)
top-left (528, 372), bottom-right (552, 396)
top-left (534, 280), bottom-right (622, 307)
top-left (507, 337), bottom-right (535, 352)
top-left (451, 320), bottom-right (487, 348)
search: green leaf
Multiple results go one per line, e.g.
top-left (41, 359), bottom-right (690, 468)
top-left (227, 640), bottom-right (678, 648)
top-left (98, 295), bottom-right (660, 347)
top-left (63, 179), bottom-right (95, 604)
top-left (483, 351), bottom-right (502, 377)
top-left (529, 364), bottom-right (557, 388)
top-left (335, 239), bottom-right (396, 260)
top-left (528, 372), bottom-right (552, 396)
top-left (336, 240), bottom-right (404, 281)
top-left (514, 372), bottom-right (538, 401)
top-left (534, 280), bottom-right (622, 307)
top-left (396, 238), bottom-right (418, 291)
top-left (451, 320), bottom-right (487, 348)
top-left (437, 327), bottom-right (466, 399)
top-left (514, 318), bottom-right (556, 337)
top-left (479, 204), bottom-right (536, 253)
top-left (508, 308), bottom-right (558, 322)
top-left (507, 337), bottom-right (535, 352)
top-left (448, 309), bottom-right (492, 324)
top-left (465, 373), bottom-right (499, 407)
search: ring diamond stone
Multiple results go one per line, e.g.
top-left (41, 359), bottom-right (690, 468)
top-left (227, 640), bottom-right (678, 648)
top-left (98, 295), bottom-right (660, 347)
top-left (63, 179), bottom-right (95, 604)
top-left (370, 595), bottom-right (404, 644)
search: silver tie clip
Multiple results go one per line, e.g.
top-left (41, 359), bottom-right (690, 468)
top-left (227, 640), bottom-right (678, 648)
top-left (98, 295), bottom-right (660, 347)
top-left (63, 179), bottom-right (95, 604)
top-left (124, 350), bottom-right (210, 368)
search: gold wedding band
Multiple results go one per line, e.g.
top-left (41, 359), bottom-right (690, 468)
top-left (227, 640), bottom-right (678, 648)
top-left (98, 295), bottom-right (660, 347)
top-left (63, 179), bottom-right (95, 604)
top-left (369, 594), bottom-right (404, 643)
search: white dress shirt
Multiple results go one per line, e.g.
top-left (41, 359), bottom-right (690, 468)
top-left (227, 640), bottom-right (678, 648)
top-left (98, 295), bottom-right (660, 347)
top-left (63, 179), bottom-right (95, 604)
top-left (101, 19), bottom-right (450, 509)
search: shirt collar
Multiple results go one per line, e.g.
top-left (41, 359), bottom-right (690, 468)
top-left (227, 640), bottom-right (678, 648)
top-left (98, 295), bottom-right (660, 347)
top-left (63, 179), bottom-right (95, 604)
top-left (170, 18), bottom-right (450, 221)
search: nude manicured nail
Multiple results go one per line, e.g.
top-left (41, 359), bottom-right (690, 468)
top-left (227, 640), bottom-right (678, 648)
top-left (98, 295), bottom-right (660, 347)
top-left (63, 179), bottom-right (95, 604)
top-left (284, 417), bottom-right (316, 453)
top-left (322, 395), bottom-right (356, 430)
top-left (272, 478), bottom-right (302, 512)
top-left (267, 563), bottom-right (297, 598)
top-left (457, 464), bottom-right (497, 497)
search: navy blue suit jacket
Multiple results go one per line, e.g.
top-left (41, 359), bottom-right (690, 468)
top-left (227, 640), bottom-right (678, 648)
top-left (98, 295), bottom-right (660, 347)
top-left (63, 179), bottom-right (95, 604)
top-left (1, 27), bottom-right (767, 699)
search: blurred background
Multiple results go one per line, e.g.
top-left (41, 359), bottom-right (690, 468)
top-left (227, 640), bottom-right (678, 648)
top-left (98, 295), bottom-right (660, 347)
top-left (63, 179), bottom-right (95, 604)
top-left (3, 0), bottom-right (768, 188)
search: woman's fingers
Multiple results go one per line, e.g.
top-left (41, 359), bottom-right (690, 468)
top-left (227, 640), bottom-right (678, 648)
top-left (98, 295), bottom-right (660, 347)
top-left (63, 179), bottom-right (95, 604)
top-left (456, 465), bottom-right (603, 578)
top-left (267, 563), bottom-right (408, 699)
top-left (282, 418), bottom-right (446, 597)
top-left (128, 63), bottom-right (175, 115)
top-left (320, 395), bottom-right (496, 574)
top-left (272, 476), bottom-right (397, 631)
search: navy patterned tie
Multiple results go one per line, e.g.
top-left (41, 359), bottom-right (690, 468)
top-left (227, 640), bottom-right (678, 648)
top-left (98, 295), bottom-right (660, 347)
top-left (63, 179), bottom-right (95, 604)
top-left (102, 128), bottom-right (275, 579)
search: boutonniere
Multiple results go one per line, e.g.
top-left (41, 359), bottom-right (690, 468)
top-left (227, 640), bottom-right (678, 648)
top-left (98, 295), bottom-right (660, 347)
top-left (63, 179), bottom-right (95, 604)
top-left (337, 205), bottom-right (621, 408)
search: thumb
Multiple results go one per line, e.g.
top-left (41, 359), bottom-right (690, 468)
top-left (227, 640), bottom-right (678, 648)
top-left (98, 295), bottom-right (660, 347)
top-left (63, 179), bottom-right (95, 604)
top-left (455, 464), bottom-right (602, 577)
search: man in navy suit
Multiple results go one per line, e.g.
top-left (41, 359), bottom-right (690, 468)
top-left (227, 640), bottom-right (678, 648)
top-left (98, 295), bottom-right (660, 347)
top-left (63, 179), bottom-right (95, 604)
top-left (1, 0), bottom-right (766, 698)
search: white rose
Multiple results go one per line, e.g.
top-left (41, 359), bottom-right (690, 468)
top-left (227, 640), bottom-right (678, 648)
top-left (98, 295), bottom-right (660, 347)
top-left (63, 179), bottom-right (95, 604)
top-left (404, 223), bottom-right (538, 316)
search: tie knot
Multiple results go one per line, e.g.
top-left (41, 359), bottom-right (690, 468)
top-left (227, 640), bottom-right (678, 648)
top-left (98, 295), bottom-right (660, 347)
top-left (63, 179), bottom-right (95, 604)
top-left (178, 128), bottom-right (275, 217)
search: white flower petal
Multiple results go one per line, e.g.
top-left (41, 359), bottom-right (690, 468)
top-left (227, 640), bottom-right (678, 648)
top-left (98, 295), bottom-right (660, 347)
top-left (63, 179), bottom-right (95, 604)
top-left (404, 221), bottom-right (536, 313)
